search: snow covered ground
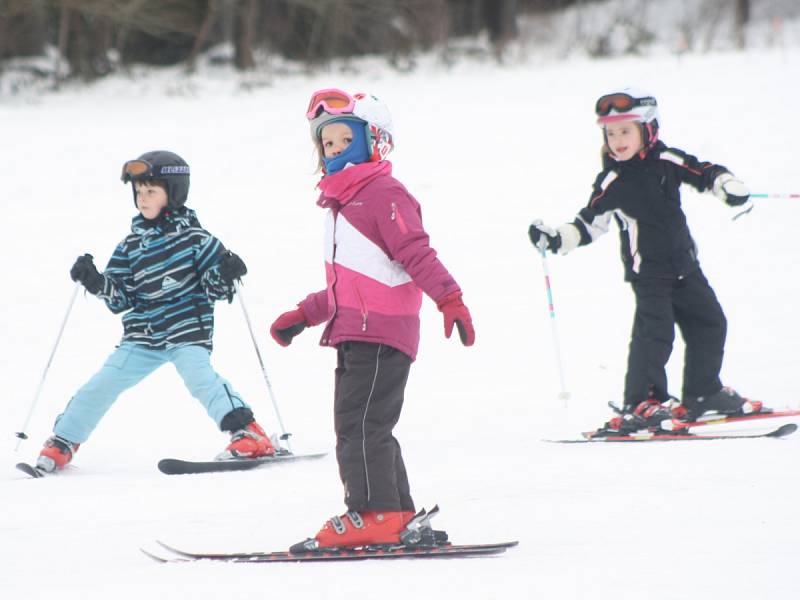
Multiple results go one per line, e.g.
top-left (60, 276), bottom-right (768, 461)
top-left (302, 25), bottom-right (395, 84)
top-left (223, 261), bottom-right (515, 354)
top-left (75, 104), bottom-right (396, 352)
top-left (2, 46), bottom-right (799, 599)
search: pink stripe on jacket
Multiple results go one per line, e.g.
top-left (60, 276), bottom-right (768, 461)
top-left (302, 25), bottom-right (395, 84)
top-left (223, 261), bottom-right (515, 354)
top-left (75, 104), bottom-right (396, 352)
top-left (299, 161), bottom-right (460, 360)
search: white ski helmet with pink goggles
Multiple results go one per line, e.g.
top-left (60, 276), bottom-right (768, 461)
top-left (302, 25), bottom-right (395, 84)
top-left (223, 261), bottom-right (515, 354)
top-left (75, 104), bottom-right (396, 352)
top-left (307, 88), bottom-right (395, 162)
top-left (595, 87), bottom-right (660, 148)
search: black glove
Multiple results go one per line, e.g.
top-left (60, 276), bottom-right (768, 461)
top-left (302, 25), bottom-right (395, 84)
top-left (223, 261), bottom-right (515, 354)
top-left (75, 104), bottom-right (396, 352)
top-left (70, 254), bottom-right (104, 295)
top-left (218, 251), bottom-right (247, 284)
top-left (528, 220), bottom-right (561, 253)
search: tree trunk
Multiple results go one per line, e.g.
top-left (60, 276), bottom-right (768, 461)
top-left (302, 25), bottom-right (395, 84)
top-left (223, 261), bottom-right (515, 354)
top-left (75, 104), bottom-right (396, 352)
top-left (188, 0), bottom-right (220, 69)
top-left (483, 0), bottom-right (518, 59)
top-left (56, 3), bottom-right (71, 78)
top-left (0, 0), bottom-right (49, 59)
top-left (235, 0), bottom-right (258, 70)
top-left (734, 0), bottom-right (749, 49)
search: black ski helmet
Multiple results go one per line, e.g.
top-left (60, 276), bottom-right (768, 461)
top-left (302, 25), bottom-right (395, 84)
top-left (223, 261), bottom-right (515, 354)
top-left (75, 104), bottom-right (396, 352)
top-left (121, 150), bottom-right (190, 209)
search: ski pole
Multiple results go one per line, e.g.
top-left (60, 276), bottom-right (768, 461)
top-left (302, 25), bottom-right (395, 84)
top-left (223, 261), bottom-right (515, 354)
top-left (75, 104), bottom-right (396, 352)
top-left (234, 281), bottom-right (292, 453)
top-left (731, 201), bottom-right (754, 221)
top-left (536, 245), bottom-right (571, 405)
top-left (732, 192), bottom-right (800, 221)
top-left (15, 282), bottom-right (80, 451)
top-left (751, 193), bottom-right (800, 199)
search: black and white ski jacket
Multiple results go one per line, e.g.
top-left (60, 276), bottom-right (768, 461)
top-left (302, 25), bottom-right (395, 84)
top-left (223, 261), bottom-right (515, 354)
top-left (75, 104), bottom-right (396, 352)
top-left (91, 208), bottom-right (234, 351)
top-left (570, 141), bottom-right (730, 281)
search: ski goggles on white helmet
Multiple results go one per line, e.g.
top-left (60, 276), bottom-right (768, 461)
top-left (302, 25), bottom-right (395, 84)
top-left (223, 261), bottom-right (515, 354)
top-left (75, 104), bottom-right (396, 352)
top-left (306, 88), bottom-right (355, 120)
top-left (595, 92), bottom-right (657, 124)
top-left (120, 159), bottom-right (189, 182)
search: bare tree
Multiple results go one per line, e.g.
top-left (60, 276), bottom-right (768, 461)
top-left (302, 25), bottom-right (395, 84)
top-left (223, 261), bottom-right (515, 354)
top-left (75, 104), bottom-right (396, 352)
top-left (7, 0), bottom-right (772, 86)
top-left (187, 0), bottom-right (220, 69)
top-left (235, 0), bottom-right (258, 69)
top-left (0, 0), bottom-right (49, 59)
top-left (734, 0), bottom-right (750, 49)
top-left (484, 0), bottom-right (519, 56)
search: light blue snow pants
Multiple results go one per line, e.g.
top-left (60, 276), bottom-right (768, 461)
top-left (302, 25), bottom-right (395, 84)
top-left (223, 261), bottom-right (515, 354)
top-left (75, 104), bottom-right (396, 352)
top-left (53, 342), bottom-right (249, 443)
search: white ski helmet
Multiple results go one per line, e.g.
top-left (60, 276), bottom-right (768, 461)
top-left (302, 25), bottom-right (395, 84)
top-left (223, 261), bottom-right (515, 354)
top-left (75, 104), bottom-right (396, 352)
top-left (595, 87), bottom-right (660, 149)
top-left (308, 89), bottom-right (395, 162)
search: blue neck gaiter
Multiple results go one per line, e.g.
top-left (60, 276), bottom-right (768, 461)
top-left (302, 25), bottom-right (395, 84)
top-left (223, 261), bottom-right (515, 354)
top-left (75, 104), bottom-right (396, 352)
top-left (322, 118), bottom-right (370, 175)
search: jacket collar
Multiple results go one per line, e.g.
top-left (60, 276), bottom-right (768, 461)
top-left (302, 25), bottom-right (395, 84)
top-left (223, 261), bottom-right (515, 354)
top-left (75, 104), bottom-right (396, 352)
top-left (604, 140), bottom-right (667, 170)
top-left (131, 207), bottom-right (199, 236)
top-left (317, 161), bottom-right (392, 208)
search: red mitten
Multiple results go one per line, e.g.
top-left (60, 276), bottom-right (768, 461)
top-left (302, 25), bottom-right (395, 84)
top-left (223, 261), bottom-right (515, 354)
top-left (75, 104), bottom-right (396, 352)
top-left (436, 292), bottom-right (475, 346)
top-left (270, 307), bottom-right (308, 347)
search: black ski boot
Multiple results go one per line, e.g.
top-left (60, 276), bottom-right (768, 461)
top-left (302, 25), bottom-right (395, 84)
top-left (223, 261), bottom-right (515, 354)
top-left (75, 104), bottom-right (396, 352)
top-left (680, 387), bottom-right (765, 421)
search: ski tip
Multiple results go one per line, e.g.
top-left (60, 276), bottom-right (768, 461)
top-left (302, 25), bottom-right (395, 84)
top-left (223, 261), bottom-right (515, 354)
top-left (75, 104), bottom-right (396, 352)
top-left (140, 548), bottom-right (170, 563)
top-left (16, 462), bottom-right (45, 478)
top-left (770, 423), bottom-right (798, 437)
top-left (155, 540), bottom-right (191, 557)
top-left (485, 540), bottom-right (519, 552)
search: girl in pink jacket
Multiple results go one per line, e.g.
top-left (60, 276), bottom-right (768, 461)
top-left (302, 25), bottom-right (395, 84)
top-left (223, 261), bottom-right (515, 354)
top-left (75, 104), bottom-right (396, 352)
top-left (271, 89), bottom-right (475, 551)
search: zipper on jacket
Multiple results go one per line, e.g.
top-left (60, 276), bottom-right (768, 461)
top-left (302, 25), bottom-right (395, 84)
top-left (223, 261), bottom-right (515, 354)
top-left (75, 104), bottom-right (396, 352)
top-left (322, 213), bottom-right (340, 345)
top-left (352, 281), bottom-right (368, 332)
top-left (390, 202), bottom-right (408, 235)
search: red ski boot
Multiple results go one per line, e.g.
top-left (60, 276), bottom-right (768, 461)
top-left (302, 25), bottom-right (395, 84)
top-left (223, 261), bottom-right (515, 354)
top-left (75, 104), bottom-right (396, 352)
top-left (217, 421), bottom-right (276, 460)
top-left (291, 510), bottom-right (416, 552)
top-left (593, 399), bottom-right (673, 437)
top-left (36, 436), bottom-right (80, 473)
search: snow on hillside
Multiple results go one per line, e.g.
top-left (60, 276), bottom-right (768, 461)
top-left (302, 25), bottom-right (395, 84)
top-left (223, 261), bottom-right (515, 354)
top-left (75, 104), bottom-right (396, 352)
top-left (517, 0), bottom-right (800, 59)
top-left (1, 46), bottom-right (799, 599)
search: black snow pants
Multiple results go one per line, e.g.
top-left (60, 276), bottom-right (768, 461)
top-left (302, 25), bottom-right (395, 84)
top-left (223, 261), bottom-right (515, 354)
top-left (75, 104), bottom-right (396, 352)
top-left (334, 341), bottom-right (414, 513)
top-left (624, 268), bottom-right (727, 408)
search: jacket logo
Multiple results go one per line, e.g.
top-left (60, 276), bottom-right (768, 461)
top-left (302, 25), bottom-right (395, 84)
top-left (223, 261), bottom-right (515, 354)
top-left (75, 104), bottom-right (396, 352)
top-left (162, 276), bottom-right (178, 289)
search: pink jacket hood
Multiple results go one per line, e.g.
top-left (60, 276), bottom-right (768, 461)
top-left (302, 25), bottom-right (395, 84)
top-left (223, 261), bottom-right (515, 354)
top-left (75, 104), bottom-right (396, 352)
top-left (317, 161), bottom-right (393, 205)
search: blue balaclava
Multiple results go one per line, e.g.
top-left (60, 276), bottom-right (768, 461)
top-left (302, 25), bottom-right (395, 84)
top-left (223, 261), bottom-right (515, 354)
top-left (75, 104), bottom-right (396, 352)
top-left (321, 117), bottom-right (370, 174)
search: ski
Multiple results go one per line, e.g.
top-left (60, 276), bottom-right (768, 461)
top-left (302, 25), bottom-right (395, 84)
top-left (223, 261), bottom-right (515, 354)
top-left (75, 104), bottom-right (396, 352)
top-left (158, 452), bottom-right (327, 475)
top-left (548, 423), bottom-right (797, 444)
top-left (142, 505), bottom-right (517, 563)
top-left (679, 408), bottom-right (800, 429)
top-left (142, 539), bottom-right (518, 563)
top-left (15, 462), bottom-right (46, 478)
top-left (579, 408), bottom-right (800, 439)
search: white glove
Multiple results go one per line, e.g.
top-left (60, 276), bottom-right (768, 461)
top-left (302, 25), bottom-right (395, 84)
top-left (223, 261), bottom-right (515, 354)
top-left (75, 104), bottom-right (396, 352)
top-left (713, 173), bottom-right (750, 207)
top-left (528, 220), bottom-right (559, 252)
top-left (555, 224), bottom-right (580, 255)
top-left (528, 220), bottom-right (580, 255)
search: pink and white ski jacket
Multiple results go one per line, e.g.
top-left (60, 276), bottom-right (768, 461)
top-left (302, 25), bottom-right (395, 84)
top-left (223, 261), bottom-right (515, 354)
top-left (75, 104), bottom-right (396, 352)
top-left (299, 161), bottom-right (460, 360)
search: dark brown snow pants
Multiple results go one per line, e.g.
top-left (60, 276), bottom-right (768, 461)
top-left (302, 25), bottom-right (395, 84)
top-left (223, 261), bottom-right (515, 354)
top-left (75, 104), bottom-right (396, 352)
top-left (334, 341), bottom-right (414, 512)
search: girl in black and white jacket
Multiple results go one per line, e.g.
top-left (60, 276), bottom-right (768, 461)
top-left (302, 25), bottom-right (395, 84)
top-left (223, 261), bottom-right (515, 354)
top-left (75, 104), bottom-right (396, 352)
top-left (529, 88), bottom-right (762, 435)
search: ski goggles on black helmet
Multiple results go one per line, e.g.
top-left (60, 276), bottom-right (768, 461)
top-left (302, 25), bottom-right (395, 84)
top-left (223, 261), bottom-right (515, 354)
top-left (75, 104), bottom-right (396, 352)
top-left (306, 88), bottom-right (355, 120)
top-left (595, 92), bottom-right (657, 117)
top-left (120, 159), bottom-right (190, 182)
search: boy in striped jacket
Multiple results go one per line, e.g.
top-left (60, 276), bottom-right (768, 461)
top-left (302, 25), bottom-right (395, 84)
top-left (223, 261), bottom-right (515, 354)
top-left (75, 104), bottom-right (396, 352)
top-left (36, 150), bottom-right (275, 473)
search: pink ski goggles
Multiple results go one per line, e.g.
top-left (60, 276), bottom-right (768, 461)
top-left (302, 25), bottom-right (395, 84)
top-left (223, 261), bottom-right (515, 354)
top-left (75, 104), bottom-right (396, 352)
top-left (306, 88), bottom-right (355, 120)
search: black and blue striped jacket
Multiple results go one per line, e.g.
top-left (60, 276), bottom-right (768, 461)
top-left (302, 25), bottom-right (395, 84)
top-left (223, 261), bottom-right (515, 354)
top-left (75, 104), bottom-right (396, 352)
top-left (93, 208), bottom-right (235, 351)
